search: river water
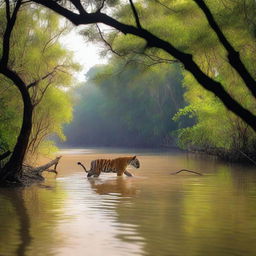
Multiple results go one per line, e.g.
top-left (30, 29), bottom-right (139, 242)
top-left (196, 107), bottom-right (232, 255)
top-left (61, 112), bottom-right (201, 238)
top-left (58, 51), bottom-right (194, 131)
top-left (1, 148), bottom-right (256, 256)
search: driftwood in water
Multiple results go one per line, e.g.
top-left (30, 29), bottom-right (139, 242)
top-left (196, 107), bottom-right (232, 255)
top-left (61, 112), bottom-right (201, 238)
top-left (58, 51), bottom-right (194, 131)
top-left (20, 156), bottom-right (61, 186)
top-left (170, 169), bottom-right (203, 176)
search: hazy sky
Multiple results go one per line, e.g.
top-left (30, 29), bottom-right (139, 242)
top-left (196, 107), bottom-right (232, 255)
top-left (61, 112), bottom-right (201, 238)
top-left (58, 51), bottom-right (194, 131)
top-left (61, 26), bottom-right (107, 82)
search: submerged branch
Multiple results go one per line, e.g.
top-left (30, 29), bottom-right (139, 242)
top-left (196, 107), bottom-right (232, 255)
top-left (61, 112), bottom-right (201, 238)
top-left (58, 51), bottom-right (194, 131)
top-left (170, 169), bottom-right (203, 176)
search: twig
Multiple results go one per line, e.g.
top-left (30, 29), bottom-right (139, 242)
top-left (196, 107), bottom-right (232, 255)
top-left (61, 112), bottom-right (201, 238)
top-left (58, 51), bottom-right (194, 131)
top-left (96, 24), bottom-right (123, 56)
top-left (152, 0), bottom-right (178, 13)
top-left (96, 0), bottom-right (106, 13)
top-left (170, 169), bottom-right (203, 175)
top-left (129, 0), bottom-right (142, 29)
top-left (238, 150), bottom-right (256, 166)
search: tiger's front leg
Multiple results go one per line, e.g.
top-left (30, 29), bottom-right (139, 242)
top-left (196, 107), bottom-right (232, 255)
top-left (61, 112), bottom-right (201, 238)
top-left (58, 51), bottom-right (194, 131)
top-left (117, 169), bottom-right (132, 176)
top-left (124, 170), bottom-right (133, 177)
top-left (117, 169), bottom-right (125, 176)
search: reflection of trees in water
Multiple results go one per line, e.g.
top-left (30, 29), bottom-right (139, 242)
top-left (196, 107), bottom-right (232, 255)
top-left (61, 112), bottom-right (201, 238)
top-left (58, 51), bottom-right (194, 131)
top-left (88, 177), bottom-right (138, 196)
top-left (0, 183), bottom-right (66, 256)
top-left (0, 188), bottom-right (32, 256)
top-left (12, 190), bottom-right (32, 256)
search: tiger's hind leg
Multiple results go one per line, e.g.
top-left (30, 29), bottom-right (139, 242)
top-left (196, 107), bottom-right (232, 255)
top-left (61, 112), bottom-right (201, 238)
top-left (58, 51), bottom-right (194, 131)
top-left (87, 169), bottom-right (101, 178)
top-left (87, 160), bottom-right (102, 178)
top-left (87, 171), bottom-right (94, 178)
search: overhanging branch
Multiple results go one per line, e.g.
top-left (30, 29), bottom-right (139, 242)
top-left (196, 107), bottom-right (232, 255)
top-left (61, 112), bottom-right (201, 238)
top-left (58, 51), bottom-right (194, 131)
top-left (194, 0), bottom-right (256, 99)
top-left (70, 0), bottom-right (86, 14)
top-left (31, 0), bottom-right (256, 132)
top-left (1, 0), bottom-right (22, 68)
top-left (96, 24), bottom-right (123, 56)
top-left (129, 0), bottom-right (142, 29)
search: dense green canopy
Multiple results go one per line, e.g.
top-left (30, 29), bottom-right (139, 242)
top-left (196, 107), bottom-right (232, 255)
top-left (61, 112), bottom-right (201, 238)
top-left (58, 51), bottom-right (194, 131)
top-left (0, 6), bottom-right (79, 163)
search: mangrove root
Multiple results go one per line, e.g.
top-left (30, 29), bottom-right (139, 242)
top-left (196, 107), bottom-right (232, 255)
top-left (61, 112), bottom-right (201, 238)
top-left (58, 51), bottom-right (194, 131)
top-left (170, 169), bottom-right (203, 176)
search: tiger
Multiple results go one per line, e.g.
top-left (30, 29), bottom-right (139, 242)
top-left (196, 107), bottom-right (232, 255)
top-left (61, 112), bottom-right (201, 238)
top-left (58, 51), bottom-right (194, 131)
top-left (77, 156), bottom-right (140, 178)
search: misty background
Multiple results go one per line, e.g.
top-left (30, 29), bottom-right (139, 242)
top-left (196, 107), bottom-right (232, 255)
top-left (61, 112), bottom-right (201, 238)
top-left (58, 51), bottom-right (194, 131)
top-left (60, 63), bottom-right (189, 148)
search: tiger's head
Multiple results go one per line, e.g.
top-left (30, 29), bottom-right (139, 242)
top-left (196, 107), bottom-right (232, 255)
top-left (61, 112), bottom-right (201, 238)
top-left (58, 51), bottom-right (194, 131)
top-left (129, 156), bottom-right (140, 168)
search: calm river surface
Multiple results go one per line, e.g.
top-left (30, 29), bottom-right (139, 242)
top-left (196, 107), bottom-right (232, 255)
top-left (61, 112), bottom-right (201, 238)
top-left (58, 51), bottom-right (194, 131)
top-left (1, 148), bottom-right (256, 256)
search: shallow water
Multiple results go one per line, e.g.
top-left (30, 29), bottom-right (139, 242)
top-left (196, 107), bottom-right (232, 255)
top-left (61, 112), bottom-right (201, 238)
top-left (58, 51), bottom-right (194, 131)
top-left (1, 148), bottom-right (256, 256)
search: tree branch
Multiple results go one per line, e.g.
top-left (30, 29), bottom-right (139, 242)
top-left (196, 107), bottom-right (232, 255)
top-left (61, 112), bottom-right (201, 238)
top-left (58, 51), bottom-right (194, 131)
top-left (33, 80), bottom-right (52, 106)
top-left (194, 0), bottom-right (256, 98)
top-left (96, 24), bottom-right (123, 56)
top-left (152, 0), bottom-right (178, 13)
top-left (96, 0), bottom-right (106, 13)
top-left (27, 65), bottom-right (60, 89)
top-left (31, 0), bottom-right (256, 131)
top-left (1, 0), bottom-right (22, 68)
top-left (70, 0), bottom-right (86, 14)
top-left (170, 169), bottom-right (203, 175)
top-left (5, 0), bottom-right (11, 22)
top-left (32, 156), bottom-right (61, 174)
top-left (128, 0), bottom-right (142, 29)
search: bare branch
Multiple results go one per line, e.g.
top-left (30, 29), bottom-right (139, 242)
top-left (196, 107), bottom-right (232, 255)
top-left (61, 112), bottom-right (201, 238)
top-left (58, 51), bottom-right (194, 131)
top-left (136, 51), bottom-right (178, 64)
top-left (170, 169), bottom-right (203, 175)
top-left (96, 25), bottom-right (178, 64)
top-left (1, 0), bottom-right (22, 67)
top-left (129, 0), bottom-right (142, 29)
top-left (96, 0), bottom-right (106, 13)
top-left (27, 65), bottom-right (60, 89)
top-left (70, 0), bottom-right (86, 14)
top-left (42, 26), bottom-right (68, 53)
top-left (33, 80), bottom-right (52, 106)
top-left (96, 24), bottom-right (123, 56)
top-left (27, 65), bottom-right (64, 89)
top-left (152, 0), bottom-right (178, 13)
top-left (5, 0), bottom-right (11, 22)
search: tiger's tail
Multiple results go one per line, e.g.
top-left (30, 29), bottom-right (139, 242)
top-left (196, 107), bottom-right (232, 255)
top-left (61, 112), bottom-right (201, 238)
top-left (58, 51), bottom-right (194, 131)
top-left (77, 162), bottom-right (88, 173)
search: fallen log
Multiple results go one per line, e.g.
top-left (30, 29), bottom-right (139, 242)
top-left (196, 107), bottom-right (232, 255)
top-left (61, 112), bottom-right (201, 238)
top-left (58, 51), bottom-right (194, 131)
top-left (170, 169), bottom-right (203, 176)
top-left (20, 156), bottom-right (61, 185)
top-left (32, 156), bottom-right (61, 174)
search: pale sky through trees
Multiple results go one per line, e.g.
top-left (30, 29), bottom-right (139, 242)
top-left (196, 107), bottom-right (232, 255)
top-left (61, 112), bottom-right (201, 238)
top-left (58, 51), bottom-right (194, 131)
top-left (60, 27), bottom-right (106, 82)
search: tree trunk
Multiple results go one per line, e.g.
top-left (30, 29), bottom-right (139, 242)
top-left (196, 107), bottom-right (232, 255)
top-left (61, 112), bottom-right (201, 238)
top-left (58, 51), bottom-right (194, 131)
top-left (0, 70), bottom-right (33, 182)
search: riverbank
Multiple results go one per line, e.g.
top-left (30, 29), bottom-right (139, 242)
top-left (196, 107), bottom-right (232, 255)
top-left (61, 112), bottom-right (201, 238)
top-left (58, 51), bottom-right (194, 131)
top-left (188, 147), bottom-right (256, 165)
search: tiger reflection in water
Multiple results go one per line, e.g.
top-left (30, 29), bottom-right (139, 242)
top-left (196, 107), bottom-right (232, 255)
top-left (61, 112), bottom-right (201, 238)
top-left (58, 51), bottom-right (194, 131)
top-left (77, 156), bottom-right (140, 178)
top-left (88, 177), bottom-right (138, 196)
